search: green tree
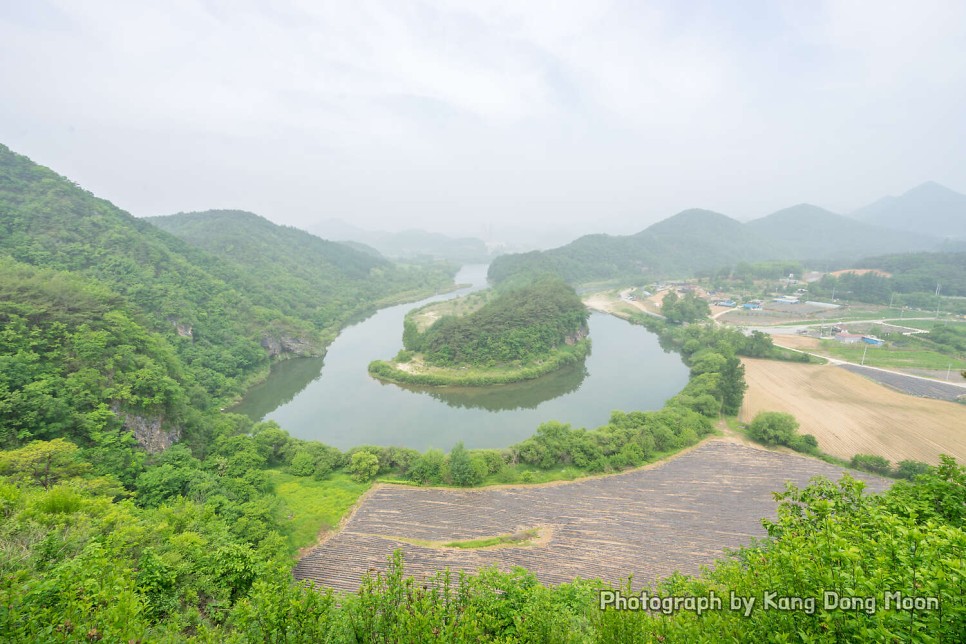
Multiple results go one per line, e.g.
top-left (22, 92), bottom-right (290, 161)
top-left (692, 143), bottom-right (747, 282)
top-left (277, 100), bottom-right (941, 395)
top-left (448, 442), bottom-right (485, 487)
top-left (747, 412), bottom-right (799, 447)
top-left (0, 438), bottom-right (91, 489)
top-left (717, 355), bottom-right (746, 415)
top-left (349, 451), bottom-right (379, 483)
top-left (850, 453), bottom-right (892, 476)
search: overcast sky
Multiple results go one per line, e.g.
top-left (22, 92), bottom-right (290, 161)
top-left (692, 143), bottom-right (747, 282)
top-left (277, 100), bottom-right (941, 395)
top-left (2, 1), bottom-right (965, 239)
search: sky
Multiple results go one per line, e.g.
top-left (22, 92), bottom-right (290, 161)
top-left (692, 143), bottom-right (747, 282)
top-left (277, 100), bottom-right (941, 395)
top-left (2, 0), bottom-right (965, 240)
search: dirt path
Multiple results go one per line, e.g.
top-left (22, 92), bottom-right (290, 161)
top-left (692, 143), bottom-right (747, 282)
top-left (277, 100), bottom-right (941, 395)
top-left (740, 358), bottom-right (966, 464)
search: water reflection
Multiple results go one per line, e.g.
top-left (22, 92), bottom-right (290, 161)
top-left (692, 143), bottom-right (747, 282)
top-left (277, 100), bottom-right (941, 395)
top-left (230, 357), bottom-right (325, 420)
top-left (389, 361), bottom-right (589, 412)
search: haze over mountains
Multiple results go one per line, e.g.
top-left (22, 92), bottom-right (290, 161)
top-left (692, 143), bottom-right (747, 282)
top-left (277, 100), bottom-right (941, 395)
top-left (852, 181), bottom-right (966, 240)
top-left (489, 182), bottom-right (966, 284)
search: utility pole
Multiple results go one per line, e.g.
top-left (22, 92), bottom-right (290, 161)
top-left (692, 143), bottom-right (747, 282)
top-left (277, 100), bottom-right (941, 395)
top-left (935, 283), bottom-right (942, 320)
top-left (861, 343), bottom-right (869, 366)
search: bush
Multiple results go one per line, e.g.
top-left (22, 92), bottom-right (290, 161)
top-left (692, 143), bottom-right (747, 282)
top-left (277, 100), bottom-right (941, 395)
top-left (349, 451), bottom-right (379, 483)
top-left (895, 459), bottom-right (931, 480)
top-left (448, 443), bottom-right (485, 487)
top-left (850, 454), bottom-right (892, 476)
top-left (408, 449), bottom-right (445, 485)
top-left (747, 412), bottom-right (799, 448)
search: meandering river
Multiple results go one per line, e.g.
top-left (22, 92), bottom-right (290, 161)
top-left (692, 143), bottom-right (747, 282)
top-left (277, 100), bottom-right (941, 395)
top-left (234, 265), bottom-right (689, 450)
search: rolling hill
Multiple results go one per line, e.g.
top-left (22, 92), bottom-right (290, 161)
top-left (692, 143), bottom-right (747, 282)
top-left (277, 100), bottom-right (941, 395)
top-left (490, 198), bottom-right (955, 284)
top-left (146, 210), bottom-right (454, 337)
top-left (746, 203), bottom-right (939, 259)
top-left (853, 181), bottom-right (966, 240)
top-left (0, 144), bottom-right (454, 402)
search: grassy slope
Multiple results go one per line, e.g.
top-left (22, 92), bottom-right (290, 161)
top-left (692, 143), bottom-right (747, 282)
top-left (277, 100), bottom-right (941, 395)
top-left (267, 470), bottom-right (371, 554)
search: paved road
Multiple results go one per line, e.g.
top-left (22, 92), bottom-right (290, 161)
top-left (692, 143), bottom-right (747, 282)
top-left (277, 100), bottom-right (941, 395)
top-left (838, 364), bottom-right (966, 401)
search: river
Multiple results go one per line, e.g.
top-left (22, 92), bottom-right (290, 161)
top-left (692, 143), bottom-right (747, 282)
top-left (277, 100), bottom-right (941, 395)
top-left (233, 265), bottom-right (689, 451)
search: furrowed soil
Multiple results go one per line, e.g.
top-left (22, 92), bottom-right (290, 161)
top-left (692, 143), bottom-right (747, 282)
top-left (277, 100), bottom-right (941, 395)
top-left (295, 440), bottom-right (889, 592)
top-left (740, 357), bottom-right (966, 464)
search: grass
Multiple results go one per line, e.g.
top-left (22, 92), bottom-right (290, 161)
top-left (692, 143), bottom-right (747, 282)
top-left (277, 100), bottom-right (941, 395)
top-left (370, 340), bottom-right (591, 387)
top-left (819, 340), bottom-right (966, 371)
top-left (881, 318), bottom-right (966, 331)
top-left (267, 470), bottom-right (371, 555)
top-left (381, 528), bottom-right (542, 550)
top-left (409, 290), bottom-right (493, 331)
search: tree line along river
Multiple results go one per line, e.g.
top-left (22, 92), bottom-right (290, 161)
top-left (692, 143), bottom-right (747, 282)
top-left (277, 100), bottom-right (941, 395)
top-left (233, 265), bottom-right (690, 451)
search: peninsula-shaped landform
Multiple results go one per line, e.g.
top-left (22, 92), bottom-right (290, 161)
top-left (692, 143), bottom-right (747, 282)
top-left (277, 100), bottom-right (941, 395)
top-left (369, 275), bottom-right (590, 386)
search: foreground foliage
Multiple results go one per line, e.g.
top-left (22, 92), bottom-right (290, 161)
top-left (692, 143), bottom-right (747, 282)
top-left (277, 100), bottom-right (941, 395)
top-left (5, 442), bottom-right (962, 642)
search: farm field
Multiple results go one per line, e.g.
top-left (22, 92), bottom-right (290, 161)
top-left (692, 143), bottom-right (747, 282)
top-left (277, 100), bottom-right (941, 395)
top-left (818, 340), bottom-right (966, 371)
top-left (294, 440), bottom-right (890, 592)
top-left (740, 358), bottom-right (966, 464)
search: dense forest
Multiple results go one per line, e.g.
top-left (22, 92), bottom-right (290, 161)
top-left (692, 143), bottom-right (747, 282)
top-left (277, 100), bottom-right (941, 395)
top-left (0, 143), bottom-right (453, 407)
top-left (147, 210), bottom-right (454, 338)
top-left (401, 275), bottom-right (588, 367)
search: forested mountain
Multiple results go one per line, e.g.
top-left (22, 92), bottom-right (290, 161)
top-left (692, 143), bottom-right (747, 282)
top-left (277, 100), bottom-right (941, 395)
top-left (0, 144), bottom-right (304, 401)
top-left (147, 210), bottom-right (455, 340)
top-left (853, 181), bottom-right (966, 239)
top-left (489, 210), bottom-right (779, 283)
top-left (489, 199), bottom-right (955, 284)
top-left (746, 203), bottom-right (938, 259)
top-left (858, 251), bottom-right (966, 296)
top-left (0, 144), bottom-right (454, 431)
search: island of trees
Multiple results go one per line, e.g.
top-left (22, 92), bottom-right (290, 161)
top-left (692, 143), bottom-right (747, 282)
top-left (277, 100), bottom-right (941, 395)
top-left (369, 275), bottom-right (590, 386)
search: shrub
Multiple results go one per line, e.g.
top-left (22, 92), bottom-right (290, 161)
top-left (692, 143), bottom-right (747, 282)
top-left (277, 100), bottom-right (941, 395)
top-left (850, 454), bottom-right (892, 476)
top-left (747, 412), bottom-right (799, 448)
top-left (895, 459), bottom-right (931, 480)
top-left (349, 452), bottom-right (379, 483)
top-left (448, 443), bottom-right (485, 487)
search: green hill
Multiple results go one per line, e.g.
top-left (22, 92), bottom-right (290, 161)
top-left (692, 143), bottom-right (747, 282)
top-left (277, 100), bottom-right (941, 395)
top-left (489, 202), bottom-right (953, 284)
top-left (489, 209), bottom-right (778, 283)
top-left (746, 203), bottom-right (939, 259)
top-left (0, 144), bottom-right (453, 405)
top-left (146, 210), bottom-right (455, 338)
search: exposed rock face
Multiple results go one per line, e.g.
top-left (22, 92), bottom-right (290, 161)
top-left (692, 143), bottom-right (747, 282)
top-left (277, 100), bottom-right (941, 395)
top-left (166, 317), bottom-right (193, 339)
top-left (110, 404), bottom-right (181, 454)
top-left (260, 335), bottom-right (313, 358)
top-left (564, 326), bottom-right (589, 346)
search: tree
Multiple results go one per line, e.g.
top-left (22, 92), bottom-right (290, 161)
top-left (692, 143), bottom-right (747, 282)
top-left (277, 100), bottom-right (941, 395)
top-left (448, 442), bottom-right (485, 487)
top-left (717, 356), bottom-right (747, 415)
top-left (349, 451), bottom-right (379, 483)
top-left (0, 438), bottom-right (91, 489)
top-left (747, 412), bottom-right (799, 447)
top-left (850, 454), bottom-right (892, 476)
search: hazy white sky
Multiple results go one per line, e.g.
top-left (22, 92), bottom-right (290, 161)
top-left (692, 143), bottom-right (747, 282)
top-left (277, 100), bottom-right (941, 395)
top-left (2, 0), bottom-right (965, 238)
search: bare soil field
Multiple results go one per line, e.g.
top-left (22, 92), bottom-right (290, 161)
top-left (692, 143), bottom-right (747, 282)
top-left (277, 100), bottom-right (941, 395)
top-left (740, 358), bottom-right (966, 464)
top-left (771, 335), bottom-right (822, 351)
top-left (295, 440), bottom-right (890, 592)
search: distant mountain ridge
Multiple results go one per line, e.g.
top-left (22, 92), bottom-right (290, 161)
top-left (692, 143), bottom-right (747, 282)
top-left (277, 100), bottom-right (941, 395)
top-left (852, 181), bottom-right (966, 239)
top-left (490, 187), bottom-right (961, 283)
top-left (746, 203), bottom-right (940, 259)
top-left (310, 218), bottom-right (493, 263)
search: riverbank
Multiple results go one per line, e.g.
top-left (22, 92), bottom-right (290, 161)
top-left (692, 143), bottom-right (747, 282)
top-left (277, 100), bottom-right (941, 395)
top-left (368, 339), bottom-right (591, 387)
